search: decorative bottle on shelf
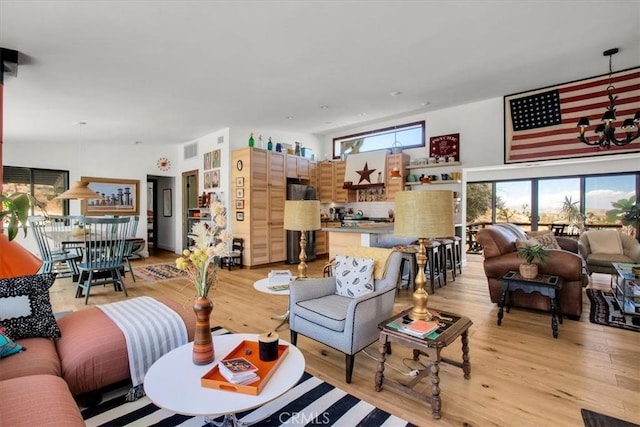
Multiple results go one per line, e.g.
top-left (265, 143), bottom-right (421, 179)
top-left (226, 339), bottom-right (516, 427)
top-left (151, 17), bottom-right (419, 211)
top-left (275, 142), bottom-right (282, 152)
top-left (267, 137), bottom-right (273, 151)
top-left (248, 133), bottom-right (255, 147)
top-left (377, 171), bottom-right (383, 183)
top-left (295, 141), bottom-right (301, 156)
top-left (258, 134), bottom-right (264, 148)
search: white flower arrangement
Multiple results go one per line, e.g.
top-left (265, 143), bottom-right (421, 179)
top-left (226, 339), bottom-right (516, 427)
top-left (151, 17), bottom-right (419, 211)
top-left (175, 201), bottom-right (232, 297)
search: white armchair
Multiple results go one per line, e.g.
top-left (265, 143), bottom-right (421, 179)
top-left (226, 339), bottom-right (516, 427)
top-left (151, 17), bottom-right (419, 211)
top-left (289, 251), bottom-right (402, 383)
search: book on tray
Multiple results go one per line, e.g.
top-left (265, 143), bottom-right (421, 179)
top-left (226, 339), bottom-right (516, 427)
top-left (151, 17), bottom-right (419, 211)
top-left (218, 357), bottom-right (260, 385)
top-left (268, 270), bottom-right (292, 285)
top-left (401, 319), bottom-right (441, 338)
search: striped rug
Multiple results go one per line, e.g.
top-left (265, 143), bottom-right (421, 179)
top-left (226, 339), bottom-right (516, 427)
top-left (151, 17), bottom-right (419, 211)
top-left (81, 327), bottom-right (415, 426)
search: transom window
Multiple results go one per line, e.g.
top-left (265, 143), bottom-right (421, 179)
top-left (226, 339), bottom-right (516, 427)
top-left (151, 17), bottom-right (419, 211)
top-left (333, 121), bottom-right (425, 159)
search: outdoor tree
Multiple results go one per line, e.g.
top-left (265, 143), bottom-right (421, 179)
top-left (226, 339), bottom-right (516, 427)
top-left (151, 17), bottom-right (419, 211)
top-left (466, 183), bottom-right (492, 223)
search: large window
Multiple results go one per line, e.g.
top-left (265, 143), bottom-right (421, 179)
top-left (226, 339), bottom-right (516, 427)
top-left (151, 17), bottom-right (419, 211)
top-left (333, 121), bottom-right (425, 159)
top-left (2, 166), bottom-right (69, 216)
top-left (467, 172), bottom-right (639, 238)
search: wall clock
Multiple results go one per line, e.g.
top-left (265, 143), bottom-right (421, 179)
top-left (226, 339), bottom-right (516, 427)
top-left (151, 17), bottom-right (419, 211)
top-left (157, 157), bottom-right (171, 171)
top-left (236, 160), bottom-right (244, 171)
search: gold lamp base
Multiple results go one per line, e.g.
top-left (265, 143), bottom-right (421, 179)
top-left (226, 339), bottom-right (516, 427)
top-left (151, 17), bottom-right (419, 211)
top-left (409, 238), bottom-right (430, 321)
top-left (297, 231), bottom-right (308, 279)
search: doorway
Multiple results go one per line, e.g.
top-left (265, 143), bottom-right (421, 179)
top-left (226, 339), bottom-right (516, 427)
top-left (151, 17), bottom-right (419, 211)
top-left (182, 170), bottom-right (199, 249)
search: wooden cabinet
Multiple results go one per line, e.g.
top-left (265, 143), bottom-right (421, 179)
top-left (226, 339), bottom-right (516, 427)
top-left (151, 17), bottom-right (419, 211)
top-left (231, 147), bottom-right (286, 266)
top-left (318, 162), bottom-right (334, 202)
top-left (286, 155), bottom-right (310, 180)
top-left (187, 208), bottom-right (210, 249)
top-left (333, 160), bottom-right (351, 202)
top-left (385, 153), bottom-right (410, 201)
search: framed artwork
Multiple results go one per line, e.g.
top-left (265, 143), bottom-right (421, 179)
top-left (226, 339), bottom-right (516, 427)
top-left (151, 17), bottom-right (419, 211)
top-left (236, 188), bottom-right (244, 199)
top-left (212, 149), bottom-right (221, 168)
top-left (163, 188), bottom-right (172, 217)
top-left (204, 171), bottom-right (213, 189)
top-left (504, 66), bottom-right (640, 163)
top-left (80, 176), bottom-right (140, 216)
top-left (235, 199), bottom-right (244, 209)
top-left (236, 177), bottom-right (244, 187)
top-left (429, 133), bottom-right (459, 161)
top-left (204, 151), bottom-right (212, 170)
top-left (212, 169), bottom-right (220, 188)
top-left (236, 211), bottom-right (244, 221)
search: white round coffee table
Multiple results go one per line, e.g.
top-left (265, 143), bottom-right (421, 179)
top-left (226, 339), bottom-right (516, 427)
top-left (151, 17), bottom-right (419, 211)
top-left (253, 277), bottom-right (294, 331)
top-left (144, 333), bottom-right (305, 425)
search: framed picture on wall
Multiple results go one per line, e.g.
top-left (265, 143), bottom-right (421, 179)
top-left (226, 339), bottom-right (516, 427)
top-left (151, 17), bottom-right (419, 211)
top-left (212, 169), bottom-right (220, 188)
top-left (163, 189), bottom-right (172, 217)
top-left (235, 199), bottom-right (244, 209)
top-left (236, 211), bottom-right (244, 221)
top-left (212, 149), bottom-right (221, 168)
top-left (80, 176), bottom-right (140, 216)
top-left (204, 151), bottom-right (212, 170)
top-left (236, 177), bottom-right (244, 187)
top-left (236, 188), bottom-right (244, 199)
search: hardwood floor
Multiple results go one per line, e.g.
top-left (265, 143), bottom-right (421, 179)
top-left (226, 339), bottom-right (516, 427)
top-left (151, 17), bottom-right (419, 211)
top-left (49, 250), bottom-right (640, 427)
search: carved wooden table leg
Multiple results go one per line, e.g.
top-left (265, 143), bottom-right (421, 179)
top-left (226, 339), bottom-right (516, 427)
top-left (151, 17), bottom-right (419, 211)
top-left (497, 286), bottom-right (507, 325)
top-left (461, 330), bottom-right (471, 379)
top-left (430, 362), bottom-right (442, 419)
top-left (375, 334), bottom-right (387, 391)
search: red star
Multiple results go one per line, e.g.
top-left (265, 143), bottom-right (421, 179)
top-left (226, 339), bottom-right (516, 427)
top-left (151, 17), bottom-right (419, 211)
top-left (356, 162), bottom-right (376, 184)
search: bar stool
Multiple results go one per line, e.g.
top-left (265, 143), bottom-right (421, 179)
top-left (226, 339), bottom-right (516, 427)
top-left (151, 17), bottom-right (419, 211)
top-left (423, 240), bottom-right (442, 293)
top-left (435, 238), bottom-right (456, 283)
top-left (393, 244), bottom-right (417, 292)
top-left (452, 235), bottom-right (463, 275)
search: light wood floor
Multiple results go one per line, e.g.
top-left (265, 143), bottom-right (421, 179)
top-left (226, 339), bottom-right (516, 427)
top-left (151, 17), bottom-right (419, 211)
top-left (49, 250), bottom-right (640, 427)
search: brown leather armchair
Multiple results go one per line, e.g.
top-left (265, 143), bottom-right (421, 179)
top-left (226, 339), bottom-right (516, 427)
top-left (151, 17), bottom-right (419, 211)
top-left (476, 224), bottom-right (588, 320)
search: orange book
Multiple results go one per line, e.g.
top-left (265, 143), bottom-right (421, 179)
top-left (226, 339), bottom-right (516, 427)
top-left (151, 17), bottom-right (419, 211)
top-left (402, 319), bottom-right (440, 336)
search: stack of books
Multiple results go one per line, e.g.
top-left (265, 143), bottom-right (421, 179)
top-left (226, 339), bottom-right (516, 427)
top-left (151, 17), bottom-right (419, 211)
top-left (218, 357), bottom-right (260, 385)
top-left (268, 270), bottom-right (292, 285)
top-left (400, 319), bottom-right (441, 338)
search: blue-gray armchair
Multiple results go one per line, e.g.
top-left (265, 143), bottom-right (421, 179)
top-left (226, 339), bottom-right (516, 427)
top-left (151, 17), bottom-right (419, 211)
top-left (289, 251), bottom-right (402, 383)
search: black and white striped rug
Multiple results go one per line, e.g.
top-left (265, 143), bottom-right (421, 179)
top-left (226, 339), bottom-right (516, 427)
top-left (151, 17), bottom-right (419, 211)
top-left (81, 327), bottom-right (415, 426)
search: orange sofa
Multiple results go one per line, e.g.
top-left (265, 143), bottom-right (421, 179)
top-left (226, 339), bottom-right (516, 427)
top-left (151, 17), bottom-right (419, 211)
top-left (0, 296), bottom-right (195, 426)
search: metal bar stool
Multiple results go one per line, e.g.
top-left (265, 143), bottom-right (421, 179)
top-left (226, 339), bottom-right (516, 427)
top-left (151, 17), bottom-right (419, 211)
top-left (435, 238), bottom-right (456, 283)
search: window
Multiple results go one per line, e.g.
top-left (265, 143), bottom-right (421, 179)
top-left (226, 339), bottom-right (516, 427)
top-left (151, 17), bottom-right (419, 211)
top-left (333, 121), bottom-right (425, 159)
top-left (495, 181), bottom-right (532, 229)
top-left (585, 175), bottom-right (637, 226)
top-left (2, 166), bottom-right (69, 216)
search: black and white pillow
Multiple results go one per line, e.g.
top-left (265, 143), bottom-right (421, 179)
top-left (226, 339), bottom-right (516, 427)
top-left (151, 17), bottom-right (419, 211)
top-left (334, 255), bottom-right (375, 298)
top-left (0, 273), bottom-right (60, 340)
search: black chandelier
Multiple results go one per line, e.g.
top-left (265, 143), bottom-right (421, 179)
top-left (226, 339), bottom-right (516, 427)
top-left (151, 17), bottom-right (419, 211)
top-left (577, 48), bottom-right (640, 149)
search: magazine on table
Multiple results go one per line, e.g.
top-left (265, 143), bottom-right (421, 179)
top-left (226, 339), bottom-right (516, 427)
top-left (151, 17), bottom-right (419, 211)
top-left (218, 357), bottom-right (260, 384)
top-left (268, 270), bottom-right (293, 285)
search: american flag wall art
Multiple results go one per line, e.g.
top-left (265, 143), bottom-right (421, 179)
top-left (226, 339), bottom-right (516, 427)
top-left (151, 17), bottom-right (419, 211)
top-left (504, 67), bottom-right (640, 163)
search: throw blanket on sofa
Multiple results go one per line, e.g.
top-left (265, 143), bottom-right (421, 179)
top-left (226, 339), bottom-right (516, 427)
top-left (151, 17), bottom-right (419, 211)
top-left (97, 296), bottom-right (188, 401)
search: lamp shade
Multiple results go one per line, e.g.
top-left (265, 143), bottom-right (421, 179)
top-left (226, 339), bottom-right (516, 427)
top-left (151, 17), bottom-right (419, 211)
top-left (56, 181), bottom-right (104, 200)
top-left (284, 200), bottom-right (321, 231)
top-left (394, 190), bottom-right (454, 238)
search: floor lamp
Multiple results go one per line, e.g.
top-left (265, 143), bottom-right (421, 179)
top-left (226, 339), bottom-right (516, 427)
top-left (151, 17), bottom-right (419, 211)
top-left (394, 190), bottom-right (454, 320)
top-left (284, 200), bottom-right (321, 278)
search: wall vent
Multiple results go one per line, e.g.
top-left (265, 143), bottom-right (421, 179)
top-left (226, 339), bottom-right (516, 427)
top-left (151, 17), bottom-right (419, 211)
top-left (184, 142), bottom-right (198, 159)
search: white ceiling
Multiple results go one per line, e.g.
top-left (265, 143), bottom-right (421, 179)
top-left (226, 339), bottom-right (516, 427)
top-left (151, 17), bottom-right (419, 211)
top-left (1, 0), bottom-right (639, 147)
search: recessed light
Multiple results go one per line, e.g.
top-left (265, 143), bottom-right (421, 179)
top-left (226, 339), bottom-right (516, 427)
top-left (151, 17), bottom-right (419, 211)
top-left (390, 91), bottom-right (403, 97)
top-left (422, 101), bottom-right (431, 107)
top-left (320, 105), bottom-right (329, 109)
top-left (75, 121), bottom-right (87, 126)
top-left (132, 141), bottom-right (143, 145)
top-left (357, 113), bottom-right (368, 117)
top-left (286, 116), bottom-right (294, 120)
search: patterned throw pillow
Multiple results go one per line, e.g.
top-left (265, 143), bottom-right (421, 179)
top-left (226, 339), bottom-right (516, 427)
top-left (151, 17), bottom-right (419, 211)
top-left (526, 231), bottom-right (561, 250)
top-left (0, 273), bottom-right (61, 340)
top-left (0, 327), bottom-right (24, 358)
top-left (334, 255), bottom-right (375, 298)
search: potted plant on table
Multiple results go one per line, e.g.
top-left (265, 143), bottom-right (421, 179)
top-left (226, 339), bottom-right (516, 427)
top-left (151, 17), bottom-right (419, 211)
top-left (517, 244), bottom-right (549, 279)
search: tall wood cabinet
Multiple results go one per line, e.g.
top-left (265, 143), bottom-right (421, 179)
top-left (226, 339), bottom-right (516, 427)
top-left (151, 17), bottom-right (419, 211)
top-left (317, 160), bottom-right (353, 203)
top-left (385, 153), bottom-right (410, 201)
top-left (232, 147), bottom-right (286, 266)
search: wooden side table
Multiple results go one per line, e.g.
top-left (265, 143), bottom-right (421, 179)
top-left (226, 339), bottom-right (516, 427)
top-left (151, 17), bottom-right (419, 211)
top-left (375, 307), bottom-right (472, 420)
top-left (499, 271), bottom-right (563, 338)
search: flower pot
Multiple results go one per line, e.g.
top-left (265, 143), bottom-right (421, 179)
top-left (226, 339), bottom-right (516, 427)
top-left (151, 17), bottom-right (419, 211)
top-left (519, 263), bottom-right (538, 279)
top-left (192, 296), bottom-right (214, 365)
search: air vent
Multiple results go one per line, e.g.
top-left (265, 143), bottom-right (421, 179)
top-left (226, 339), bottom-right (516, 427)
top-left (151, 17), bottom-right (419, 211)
top-left (184, 142), bottom-right (198, 159)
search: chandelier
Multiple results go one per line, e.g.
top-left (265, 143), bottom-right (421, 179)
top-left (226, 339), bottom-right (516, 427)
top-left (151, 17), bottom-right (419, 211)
top-left (577, 48), bottom-right (640, 149)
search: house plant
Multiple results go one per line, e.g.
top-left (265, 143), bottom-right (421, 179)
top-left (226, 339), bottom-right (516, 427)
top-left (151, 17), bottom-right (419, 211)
top-left (517, 243), bottom-right (549, 279)
top-left (0, 192), bottom-right (45, 241)
top-left (175, 201), bottom-right (232, 365)
top-left (606, 195), bottom-right (639, 242)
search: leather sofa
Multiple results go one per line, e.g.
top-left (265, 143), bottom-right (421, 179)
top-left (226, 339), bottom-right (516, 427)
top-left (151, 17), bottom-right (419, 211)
top-left (0, 296), bottom-right (195, 426)
top-left (476, 224), bottom-right (588, 320)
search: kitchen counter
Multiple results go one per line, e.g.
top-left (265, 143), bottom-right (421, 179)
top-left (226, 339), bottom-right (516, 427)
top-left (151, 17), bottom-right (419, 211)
top-left (323, 225), bottom-right (397, 259)
top-left (321, 224), bottom-right (394, 234)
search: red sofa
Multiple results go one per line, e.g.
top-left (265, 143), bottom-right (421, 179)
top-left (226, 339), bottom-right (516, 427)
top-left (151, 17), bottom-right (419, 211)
top-left (0, 296), bottom-right (195, 426)
top-left (476, 224), bottom-right (588, 320)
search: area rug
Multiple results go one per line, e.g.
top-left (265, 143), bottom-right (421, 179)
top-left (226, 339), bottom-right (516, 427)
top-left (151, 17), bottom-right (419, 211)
top-left (581, 408), bottom-right (640, 427)
top-left (586, 289), bottom-right (640, 332)
top-left (132, 263), bottom-right (187, 282)
top-left (81, 372), bottom-right (414, 426)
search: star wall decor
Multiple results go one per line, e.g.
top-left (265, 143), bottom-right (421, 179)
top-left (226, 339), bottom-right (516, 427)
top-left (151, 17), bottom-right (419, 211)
top-left (356, 162), bottom-right (376, 184)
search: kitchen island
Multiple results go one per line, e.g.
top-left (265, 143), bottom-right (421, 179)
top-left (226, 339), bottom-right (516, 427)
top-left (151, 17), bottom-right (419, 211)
top-left (322, 223), bottom-right (414, 260)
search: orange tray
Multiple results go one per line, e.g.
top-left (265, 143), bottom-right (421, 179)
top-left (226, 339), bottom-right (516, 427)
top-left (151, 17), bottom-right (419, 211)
top-left (201, 340), bottom-right (289, 395)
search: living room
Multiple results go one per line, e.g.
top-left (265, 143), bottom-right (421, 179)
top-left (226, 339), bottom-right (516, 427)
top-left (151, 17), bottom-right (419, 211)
top-left (1, 1), bottom-right (640, 426)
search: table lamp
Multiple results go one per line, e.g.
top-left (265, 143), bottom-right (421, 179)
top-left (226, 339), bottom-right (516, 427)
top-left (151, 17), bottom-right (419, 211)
top-left (284, 200), bottom-right (321, 278)
top-left (394, 190), bottom-right (454, 320)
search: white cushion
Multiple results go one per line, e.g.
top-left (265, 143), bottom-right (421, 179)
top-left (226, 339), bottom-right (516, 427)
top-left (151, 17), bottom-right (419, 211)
top-left (586, 230), bottom-right (623, 254)
top-left (334, 255), bottom-right (374, 298)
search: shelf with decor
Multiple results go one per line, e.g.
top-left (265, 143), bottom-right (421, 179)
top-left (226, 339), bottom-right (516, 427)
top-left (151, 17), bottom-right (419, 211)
top-left (404, 180), bottom-right (461, 186)
top-left (406, 161), bottom-right (461, 169)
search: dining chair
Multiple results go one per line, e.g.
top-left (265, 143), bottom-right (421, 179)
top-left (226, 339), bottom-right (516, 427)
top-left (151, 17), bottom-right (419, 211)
top-left (122, 216), bottom-right (140, 282)
top-left (76, 216), bottom-right (130, 304)
top-left (48, 215), bottom-right (85, 258)
top-left (27, 215), bottom-right (80, 278)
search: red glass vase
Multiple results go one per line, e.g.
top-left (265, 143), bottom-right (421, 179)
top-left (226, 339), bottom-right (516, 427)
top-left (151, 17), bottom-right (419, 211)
top-left (192, 296), bottom-right (214, 365)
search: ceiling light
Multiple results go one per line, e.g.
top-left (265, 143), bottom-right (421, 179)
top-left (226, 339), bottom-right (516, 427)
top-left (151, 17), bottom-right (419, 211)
top-left (577, 48), bottom-right (640, 149)
top-left (390, 91), bottom-right (403, 97)
top-left (320, 105), bottom-right (329, 109)
top-left (286, 116), bottom-right (294, 120)
top-left (422, 102), bottom-right (431, 107)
